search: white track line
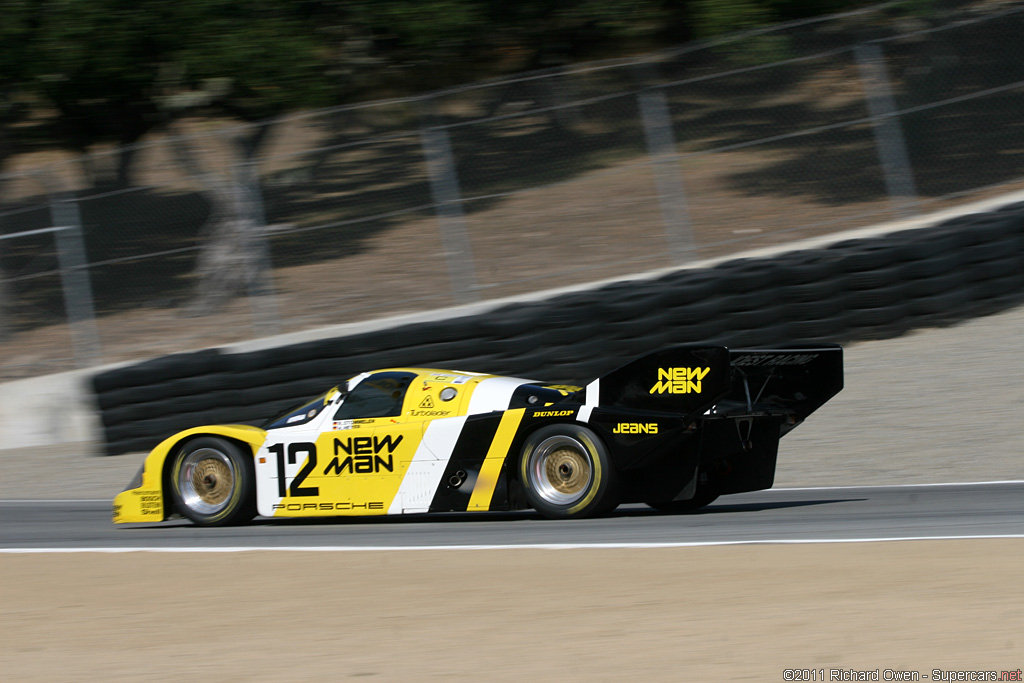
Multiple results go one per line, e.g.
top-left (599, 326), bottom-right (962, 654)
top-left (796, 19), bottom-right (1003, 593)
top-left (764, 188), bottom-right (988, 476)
top-left (2, 535), bottom-right (1024, 554)
top-left (766, 480), bottom-right (1024, 491)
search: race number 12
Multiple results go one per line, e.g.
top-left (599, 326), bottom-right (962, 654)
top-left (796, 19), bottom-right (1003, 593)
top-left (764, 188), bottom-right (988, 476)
top-left (269, 442), bottom-right (319, 497)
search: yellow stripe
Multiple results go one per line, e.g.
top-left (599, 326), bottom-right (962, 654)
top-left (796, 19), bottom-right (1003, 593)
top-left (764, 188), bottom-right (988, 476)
top-left (468, 409), bottom-right (525, 510)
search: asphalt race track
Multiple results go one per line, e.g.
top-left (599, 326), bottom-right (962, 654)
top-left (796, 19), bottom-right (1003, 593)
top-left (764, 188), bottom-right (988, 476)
top-left (1, 482), bottom-right (1022, 550)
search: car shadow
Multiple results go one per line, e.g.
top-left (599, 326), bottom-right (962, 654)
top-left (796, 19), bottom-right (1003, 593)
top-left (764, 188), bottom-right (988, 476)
top-left (124, 496), bottom-right (864, 530)
top-left (119, 496), bottom-right (866, 531)
top-left (613, 497), bottom-right (867, 517)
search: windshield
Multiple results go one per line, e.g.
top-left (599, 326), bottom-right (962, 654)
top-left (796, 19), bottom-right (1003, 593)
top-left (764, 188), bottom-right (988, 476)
top-left (263, 387), bottom-right (342, 429)
top-left (333, 371), bottom-right (416, 420)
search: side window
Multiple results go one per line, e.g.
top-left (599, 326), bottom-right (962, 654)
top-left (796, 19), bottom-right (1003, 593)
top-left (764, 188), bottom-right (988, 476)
top-left (334, 372), bottom-right (416, 420)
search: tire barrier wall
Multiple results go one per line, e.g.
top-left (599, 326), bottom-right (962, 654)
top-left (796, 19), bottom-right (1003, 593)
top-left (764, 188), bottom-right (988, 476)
top-left (92, 204), bottom-right (1024, 455)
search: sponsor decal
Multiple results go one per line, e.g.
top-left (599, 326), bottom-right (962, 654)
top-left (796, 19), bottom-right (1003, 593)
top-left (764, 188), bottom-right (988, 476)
top-left (132, 490), bottom-right (162, 514)
top-left (272, 501), bottom-right (384, 511)
top-left (410, 409), bottom-right (452, 417)
top-left (419, 396), bottom-right (435, 408)
top-left (320, 435), bottom-right (402, 474)
top-left (429, 373), bottom-right (472, 385)
top-left (323, 454), bottom-right (394, 474)
top-left (533, 409), bottom-right (575, 418)
top-left (612, 422), bottom-right (658, 434)
top-left (650, 367), bottom-right (710, 394)
top-left (334, 435), bottom-right (403, 456)
top-left (731, 353), bottom-right (819, 367)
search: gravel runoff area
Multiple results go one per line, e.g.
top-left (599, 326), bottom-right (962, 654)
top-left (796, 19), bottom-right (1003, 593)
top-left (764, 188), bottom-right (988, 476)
top-left (2, 301), bottom-right (1022, 500)
top-left (2, 542), bottom-right (1022, 681)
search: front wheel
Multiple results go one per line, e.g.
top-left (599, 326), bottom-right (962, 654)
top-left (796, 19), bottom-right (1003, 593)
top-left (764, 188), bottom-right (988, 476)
top-left (169, 437), bottom-right (256, 526)
top-left (519, 424), bottom-right (618, 519)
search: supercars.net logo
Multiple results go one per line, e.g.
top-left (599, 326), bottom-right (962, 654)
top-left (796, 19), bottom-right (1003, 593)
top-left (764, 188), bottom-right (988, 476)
top-left (650, 367), bottom-right (710, 394)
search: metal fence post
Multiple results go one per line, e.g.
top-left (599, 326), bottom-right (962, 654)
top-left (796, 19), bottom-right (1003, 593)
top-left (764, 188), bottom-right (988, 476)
top-left (418, 97), bottom-right (479, 305)
top-left (854, 41), bottom-right (920, 218)
top-left (634, 62), bottom-right (697, 265)
top-left (47, 189), bottom-right (102, 367)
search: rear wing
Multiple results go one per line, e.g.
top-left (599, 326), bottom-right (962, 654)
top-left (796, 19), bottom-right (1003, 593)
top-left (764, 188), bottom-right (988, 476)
top-left (725, 345), bottom-right (843, 423)
top-left (587, 344), bottom-right (842, 424)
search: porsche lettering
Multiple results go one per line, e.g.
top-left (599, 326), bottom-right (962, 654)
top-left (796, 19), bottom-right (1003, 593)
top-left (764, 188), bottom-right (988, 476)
top-left (271, 501), bottom-right (385, 511)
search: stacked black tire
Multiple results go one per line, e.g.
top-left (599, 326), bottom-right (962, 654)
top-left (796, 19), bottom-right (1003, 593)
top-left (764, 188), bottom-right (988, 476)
top-left (93, 204), bottom-right (1024, 455)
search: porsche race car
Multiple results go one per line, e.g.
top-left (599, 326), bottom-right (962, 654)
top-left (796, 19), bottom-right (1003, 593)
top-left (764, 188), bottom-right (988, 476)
top-left (113, 344), bottom-right (842, 526)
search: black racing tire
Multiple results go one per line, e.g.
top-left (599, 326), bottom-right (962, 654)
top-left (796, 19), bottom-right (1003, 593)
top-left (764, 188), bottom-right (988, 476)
top-left (169, 437), bottom-right (256, 527)
top-left (519, 424), bottom-right (618, 519)
top-left (645, 487), bottom-right (719, 513)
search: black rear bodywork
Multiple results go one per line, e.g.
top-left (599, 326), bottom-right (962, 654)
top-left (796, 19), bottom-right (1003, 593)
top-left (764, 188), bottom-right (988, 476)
top-left (585, 344), bottom-right (843, 505)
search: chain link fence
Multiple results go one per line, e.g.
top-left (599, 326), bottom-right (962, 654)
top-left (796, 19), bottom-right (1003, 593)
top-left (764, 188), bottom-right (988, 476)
top-left (2, 2), bottom-right (1024, 380)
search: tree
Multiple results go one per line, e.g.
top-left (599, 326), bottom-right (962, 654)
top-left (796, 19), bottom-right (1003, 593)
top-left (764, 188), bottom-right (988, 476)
top-left (7, 1), bottom-right (342, 312)
top-left (16, 0), bottom-right (335, 184)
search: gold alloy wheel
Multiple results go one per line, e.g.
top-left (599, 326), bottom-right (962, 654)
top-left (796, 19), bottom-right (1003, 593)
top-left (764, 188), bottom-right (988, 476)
top-left (528, 435), bottom-right (594, 506)
top-left (178, 447), bottom-right (237, 515)
top-left (545, 447), bottom-right (589, 495)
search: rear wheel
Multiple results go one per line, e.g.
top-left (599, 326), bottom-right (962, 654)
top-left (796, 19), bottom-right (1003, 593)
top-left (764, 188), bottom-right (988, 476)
top-left (520, 424), bottom-right (618, 519)
top-left (169, 437), bottom-right (256, 526)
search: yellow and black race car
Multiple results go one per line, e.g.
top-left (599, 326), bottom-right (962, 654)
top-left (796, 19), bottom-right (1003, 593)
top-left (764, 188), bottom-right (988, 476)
top-left (113, 345), bottom-right (842, 526)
